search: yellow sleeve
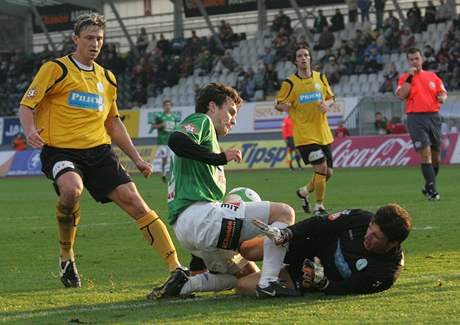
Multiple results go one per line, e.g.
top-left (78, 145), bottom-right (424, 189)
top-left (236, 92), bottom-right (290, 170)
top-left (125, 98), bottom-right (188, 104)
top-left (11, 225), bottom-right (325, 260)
top-left (109, 99), bottom-right (119, 117)
top-left (106, 69), bottom-right (119, 117)
top-left (320, 73), bottom-right (335, 101)
top-left (276, 79), bottom-right (296, 104)
top-left (20, 61), bottom-right (63, 110)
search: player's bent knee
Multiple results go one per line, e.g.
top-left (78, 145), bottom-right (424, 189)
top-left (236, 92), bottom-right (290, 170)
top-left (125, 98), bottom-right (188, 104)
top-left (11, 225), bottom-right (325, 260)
top-left (269, 202), bottom-right (295, 225)
top-left (59, 186), bottom-right (82, 202)
top-left (312, 162), bottom-right (328, 175)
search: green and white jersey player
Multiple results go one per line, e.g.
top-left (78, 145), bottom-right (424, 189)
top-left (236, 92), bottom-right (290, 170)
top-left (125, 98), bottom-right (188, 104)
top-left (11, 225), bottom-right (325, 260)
top-left (151, 99), bottom-right (180, 182)
top-left (152, 83), bottom-right (299, 299)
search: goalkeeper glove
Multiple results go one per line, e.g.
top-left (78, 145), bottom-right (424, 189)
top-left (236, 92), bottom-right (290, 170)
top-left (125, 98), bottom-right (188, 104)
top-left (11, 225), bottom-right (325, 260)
top-left (252, 219), bottom-right (292, 246)
top-left (302, 257), bottom-right (329, 291)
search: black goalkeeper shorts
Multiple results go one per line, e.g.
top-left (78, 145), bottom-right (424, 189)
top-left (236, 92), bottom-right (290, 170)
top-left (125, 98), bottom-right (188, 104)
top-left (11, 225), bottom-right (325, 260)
top-left (40, 144), bottom-right (132, 203)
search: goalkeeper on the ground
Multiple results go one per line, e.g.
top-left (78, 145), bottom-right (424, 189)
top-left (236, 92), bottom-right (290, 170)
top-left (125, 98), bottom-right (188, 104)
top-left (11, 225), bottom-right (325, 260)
top-left (238, 204), bottom-right (412, 295)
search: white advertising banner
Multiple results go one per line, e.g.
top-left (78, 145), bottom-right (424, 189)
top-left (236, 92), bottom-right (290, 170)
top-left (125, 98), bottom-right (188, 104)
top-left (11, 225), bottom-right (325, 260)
top-left (450, 133), bottom-right (460, 164)
top-left (138, 97), bottom-right (359, 137)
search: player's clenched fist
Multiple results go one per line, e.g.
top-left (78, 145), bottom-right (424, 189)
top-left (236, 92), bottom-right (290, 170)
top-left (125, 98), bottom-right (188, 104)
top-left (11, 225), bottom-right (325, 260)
top-left (224, 148), bottom-right (242, 163)
top-left (135, 159), bottom-right (153, 178)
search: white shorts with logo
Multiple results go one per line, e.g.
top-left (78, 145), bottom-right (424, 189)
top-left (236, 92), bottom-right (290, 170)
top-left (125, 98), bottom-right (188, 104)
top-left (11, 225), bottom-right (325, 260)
top-left (173, 201), bottom-right (270, 274)
top-left (155, 145), bottom-right (173, 159)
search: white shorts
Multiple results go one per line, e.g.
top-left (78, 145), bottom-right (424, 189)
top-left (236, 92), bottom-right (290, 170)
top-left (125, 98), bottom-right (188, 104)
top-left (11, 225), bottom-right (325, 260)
top-left (173, 201), bottom-right (270, 274)
top-left (155, 145), bottom-right (173, 159)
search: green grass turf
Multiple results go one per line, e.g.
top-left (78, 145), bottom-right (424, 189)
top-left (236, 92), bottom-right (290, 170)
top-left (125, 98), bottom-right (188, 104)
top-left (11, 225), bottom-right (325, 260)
top-left (1, 166), bottom-right (459, 324)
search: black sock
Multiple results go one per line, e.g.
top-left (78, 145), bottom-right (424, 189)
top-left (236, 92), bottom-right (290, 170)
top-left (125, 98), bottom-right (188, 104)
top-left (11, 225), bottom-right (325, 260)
top-left (433, 165), bottom-right (439, 176)
top-left (295, 156), bottom-right (302, 168)
top-left (421, 163), bottom-right (436, 190)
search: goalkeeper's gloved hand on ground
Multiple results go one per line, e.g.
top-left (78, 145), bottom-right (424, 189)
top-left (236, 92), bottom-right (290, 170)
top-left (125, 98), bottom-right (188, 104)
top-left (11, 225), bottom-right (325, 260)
top-left (302, 257), bottom-right (329, 291)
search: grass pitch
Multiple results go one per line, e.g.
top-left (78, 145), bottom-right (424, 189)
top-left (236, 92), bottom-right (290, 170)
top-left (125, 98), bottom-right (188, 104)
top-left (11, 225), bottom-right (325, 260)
top-left (1, 166), bottom-right (459, 324)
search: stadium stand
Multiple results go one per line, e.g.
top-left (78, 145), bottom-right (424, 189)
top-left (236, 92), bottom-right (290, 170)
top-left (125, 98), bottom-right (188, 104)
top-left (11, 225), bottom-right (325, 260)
top-left (0, 1), bottom-right (459, 119)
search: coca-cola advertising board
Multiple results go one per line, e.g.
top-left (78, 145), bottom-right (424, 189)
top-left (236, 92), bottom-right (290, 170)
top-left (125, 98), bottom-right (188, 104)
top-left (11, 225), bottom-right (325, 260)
top-left (332, 134), bottom-right (459, 168)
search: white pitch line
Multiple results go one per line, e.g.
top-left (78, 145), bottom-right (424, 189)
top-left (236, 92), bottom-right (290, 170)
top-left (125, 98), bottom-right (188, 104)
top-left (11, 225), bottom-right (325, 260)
top-left (1, 294), bottom-right (239, 322)
top-left (412, 226), bottom-right (439, 230)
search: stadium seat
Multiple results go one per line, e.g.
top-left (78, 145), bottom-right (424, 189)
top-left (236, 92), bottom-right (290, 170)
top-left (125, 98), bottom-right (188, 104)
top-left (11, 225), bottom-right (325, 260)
top-left (340, 75), bottom-right (350, 84)
top-left (333, 83), bottom-right (342, 96)
top-left (226, 73), bottom-right (237, 86)
top-left (275, 61), bottom-right (285, 72)
top-left (369, 81), bottom-right (380, 95)
top-left (349, 75), bottom-right (359, 84)
top-left (185, 76), bottom-right (195, 88)
top-left (170, 86), bottom-right (180, 97)
top-left (350, 83), bottom-right (361, 96)
top-left (178, 77), bottom-right (187, 86)
top-left (427, 24), bottom-right (437, 33)
top-left (252, 90), bottom-right (264, 101)
top-left (342, 83), bottom-right (352, 97)
top-left (358, 74), bottom-right (368, 84)
top-left (146, 97), bottom-right (155, 107)
top-left (163, 87), bottom-right (172, 97)
top-left (389, 53), bottom-right (399, 63)
top-left (154, 96), bottom-right (163, 107)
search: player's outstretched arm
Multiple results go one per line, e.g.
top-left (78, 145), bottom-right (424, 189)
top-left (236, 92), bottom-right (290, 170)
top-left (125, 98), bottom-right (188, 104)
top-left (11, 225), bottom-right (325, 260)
top-left (105, 116), bottom-right (152, 177)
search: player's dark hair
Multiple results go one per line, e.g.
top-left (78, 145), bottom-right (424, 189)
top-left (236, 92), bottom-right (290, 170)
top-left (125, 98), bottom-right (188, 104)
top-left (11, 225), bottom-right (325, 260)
top-left (163, 99), bottom-right (172, 106)
top-left (74, 13), bottom-right (106, 36)
top-left (195, 83), bottom-right (242, 113)
top-left (292, 46), bottom-right (312, 65)
top-left (373, 204), bottom-right (412, 243)
top-left (406, 47), bottom-right (422, 58)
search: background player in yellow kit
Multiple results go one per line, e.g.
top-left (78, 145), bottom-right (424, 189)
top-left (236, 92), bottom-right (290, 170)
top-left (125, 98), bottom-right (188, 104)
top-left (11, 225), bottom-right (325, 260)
top-left (275, 47), bottom-right (335, 217)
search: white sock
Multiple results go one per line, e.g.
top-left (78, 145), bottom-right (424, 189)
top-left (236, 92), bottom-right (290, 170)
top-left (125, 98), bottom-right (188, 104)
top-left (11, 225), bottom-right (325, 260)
top-left (315, 203), bottom-right (325, 210)
top-left (298, 186), bottom-right (309, 197)
top-left (258, 221), bottom-right (288, 288)
top-left (179, 272), bottom-right (237, 295)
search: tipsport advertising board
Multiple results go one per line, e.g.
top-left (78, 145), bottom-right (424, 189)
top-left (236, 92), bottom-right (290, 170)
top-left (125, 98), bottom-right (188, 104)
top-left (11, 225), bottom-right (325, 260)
top-left (110, 141), bottom-right (291, 174)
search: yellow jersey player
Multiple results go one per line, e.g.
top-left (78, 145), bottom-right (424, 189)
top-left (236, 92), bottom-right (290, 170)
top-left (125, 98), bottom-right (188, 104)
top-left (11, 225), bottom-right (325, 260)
top-left (275, 47), bottom-right (335, 217)
top-left (18, 13), bottom-right (186, 295)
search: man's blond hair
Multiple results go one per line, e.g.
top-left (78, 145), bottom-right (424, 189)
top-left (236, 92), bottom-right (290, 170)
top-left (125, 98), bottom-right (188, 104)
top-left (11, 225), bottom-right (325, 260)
top-left (74, 13), bottom-right (106, 36)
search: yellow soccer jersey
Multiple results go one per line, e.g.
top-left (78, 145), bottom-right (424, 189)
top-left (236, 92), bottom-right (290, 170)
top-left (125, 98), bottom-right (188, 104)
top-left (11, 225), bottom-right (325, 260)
top-left (276, 71), bottom-right (334, 146)
top-left (20, 55), bottom-right (119, 149)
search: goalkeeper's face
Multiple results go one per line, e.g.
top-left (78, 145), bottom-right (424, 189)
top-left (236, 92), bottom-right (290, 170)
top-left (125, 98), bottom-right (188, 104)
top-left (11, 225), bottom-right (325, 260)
top-left (73, 25), bottom-right (104, 63)
top-left (364, 222), bottom-right (397, 254)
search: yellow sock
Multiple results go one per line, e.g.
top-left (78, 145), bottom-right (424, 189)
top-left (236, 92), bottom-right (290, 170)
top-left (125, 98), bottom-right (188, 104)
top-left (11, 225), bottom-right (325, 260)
top-left (137, 211), bottom-right (181, 272)
top-left (56, 201), bottom-right (80, 261)
top-left (313, 172), bottom-right (327, 204)
top-left (307, 176), bottom-right (315, 193)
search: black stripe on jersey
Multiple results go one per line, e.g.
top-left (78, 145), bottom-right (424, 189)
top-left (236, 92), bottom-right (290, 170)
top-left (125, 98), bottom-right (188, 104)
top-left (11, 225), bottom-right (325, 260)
top-left (320, 73), bottom-right (327, 85)
top-left (45, 60), bottom-right (68, 93)
top-left (104, 69), bottom-right (117, 88)
top-left (279, 78), bottom-right (294, 102)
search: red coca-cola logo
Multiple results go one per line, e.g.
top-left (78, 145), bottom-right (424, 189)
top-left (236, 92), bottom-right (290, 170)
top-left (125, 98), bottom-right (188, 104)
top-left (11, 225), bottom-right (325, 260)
top-left (332, 136), bottom-right (415, 168)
